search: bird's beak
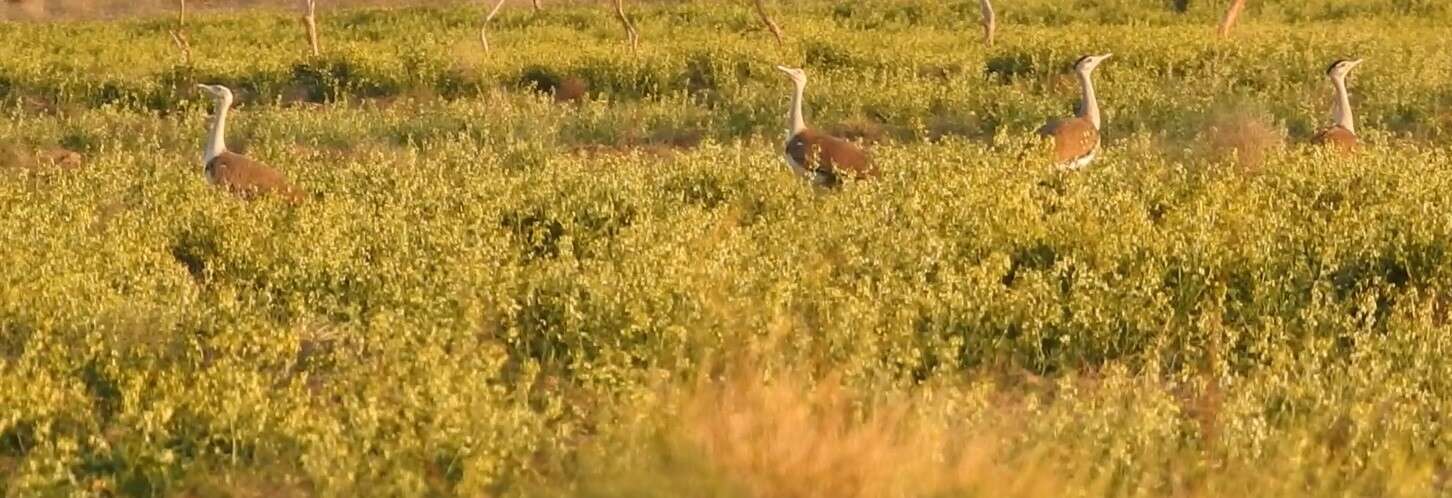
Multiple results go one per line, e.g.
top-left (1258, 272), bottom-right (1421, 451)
top-left (775, 65), bottom-right (793, 74)
top-left (1101, 53), bottom-right (1114, 60)
top-left (1349, 58), bottom-right (1364, 67)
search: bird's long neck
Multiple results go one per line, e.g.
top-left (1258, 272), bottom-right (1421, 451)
top-left (1076, 69), bottom-right (1101, 129)
top-left (787, 79), bottom-right (807, 138)
top-left (204, 95), bottom-right (232, 167)
top-left (1331, 76), bottom-right (1354, 133)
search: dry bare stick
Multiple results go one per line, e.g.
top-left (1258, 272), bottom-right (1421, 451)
top-left (613, 0), bottom-right (639, 53)
top-left (169, 31), bottom-right (193, 65)
top-left (302, 0), bottom-right (321, 57)
top-left (479, 0), bottom-right (508, 52)
top-left (1217, 0), bottom-right (1246, 37)
top-left (979, 0), bottom-right (996, 47)
top-left (168, 0), bottom-right (192, 65)
top-left (752, 0), bottom-right (784, 46)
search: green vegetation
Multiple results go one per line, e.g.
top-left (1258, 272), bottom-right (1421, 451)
top-left (3, 0), bottom-right (1452, 496)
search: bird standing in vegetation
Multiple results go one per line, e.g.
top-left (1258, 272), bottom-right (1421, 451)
top-left (1312, 59), bottom-right (1364, 152)
top-left (1037, 54), bottom-right (1111, 171)
top-left (775, 66), bottom-right (875, 189)
top-left (196, 84), bottom-right (303, 202)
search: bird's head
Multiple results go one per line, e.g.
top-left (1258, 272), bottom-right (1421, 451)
top-left (775, 65), bottom-right (808, 86)
top-left (1325, 58), bottom-right (1364, 80)
top-left (196, 84), bottom-right (235, 102)
top-left (1074, 53), bottom-right (1112, 74)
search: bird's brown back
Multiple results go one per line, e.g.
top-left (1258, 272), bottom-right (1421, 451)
top-left (786, 129), bottom-right (876, 181)
top-left (1311, 126), bottom-right (1358, 152)
top-left (207, 151), bottom-right (304, 202)
top-left (1037, 117), bottom-right (1100, 164)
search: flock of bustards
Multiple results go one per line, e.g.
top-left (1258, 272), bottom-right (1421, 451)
top-left (194, 54), bottom-right (1365, 199)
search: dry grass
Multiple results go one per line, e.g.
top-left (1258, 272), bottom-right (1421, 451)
top-left (568, 367), bottom-right (1090, 498)
top-left (553, 359), bottom-right (1334, 498)
top-left (686, 372), bottom-right (940, 498)
top-left (1201, 106), bottom-right (1284, 171)
top-left (0, 141), bottom-right (83, 171)
top-left (1, 0), bottom-right (458, 20)
top-left (1, 0), bottom-right (691, 20)
top-left (0, 141), bottom-right (31, 170)
top-left (926, 111), bottom-right (987, 141)
top-left (827, 117), bottom-right (889, 144)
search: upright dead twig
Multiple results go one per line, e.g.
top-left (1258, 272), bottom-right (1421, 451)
top-left (1217, 0), bottom-right (1246, 37)
top-left (613, 0), bottom-right (639, 53)
top-left (480, 0), bottom-right (508, 52)
top-left (170, 31), bottom-right (193, 65)
top-left (752, 0), bottom-right (784, 46)
top-left (302, 0), bottom-right (321, 57)
top-left (979, 0), bottom-right (996, 47)
top-left (168, 0), bottom-right (192, 65)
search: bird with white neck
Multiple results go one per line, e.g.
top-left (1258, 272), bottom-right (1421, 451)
top-left (196, 84), bottom-right (303, 202)
top-left (775, 65), bottom-right (876, 189)
top-left (1312, 59), bottom-right (1364, 152)
top-left (1037, 54), bottom-right (1112, 171)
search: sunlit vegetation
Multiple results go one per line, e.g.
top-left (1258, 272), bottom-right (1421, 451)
top-left (3, 0), bottom-right (1452, 496)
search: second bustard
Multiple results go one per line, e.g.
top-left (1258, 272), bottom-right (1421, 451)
top-left (1312, 59), bottom-right (1364, 151)
top-left (775, 66), bottom-right (875, 189)
top-left (1037, 54), bottom-right (1112, 170)
top-left (196, 84), bottom-right (304, 202)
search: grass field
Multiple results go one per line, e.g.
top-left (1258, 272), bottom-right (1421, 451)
top-left (4, 0), bottom-right (1452, 496)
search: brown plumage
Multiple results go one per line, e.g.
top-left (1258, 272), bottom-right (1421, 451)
top-left (554, 77), bottom-right (589, 103)
top-left (1311, 125), bottom-right (1358, 151)
top-left (1038, 54), bottom-right (1111, 170)
top-left (776, 65), bottom-right (875, 189)
top-left (197, 84), bottom-right (304, 203)
top-left (206, 151), bottom-right (304, 202)
top-left (1037, 117), bottom-right (1100, 167)
top-left (785, 129), bottom-right (875, 189)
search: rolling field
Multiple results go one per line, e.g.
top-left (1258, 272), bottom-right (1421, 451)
top-left (4, 0), bottom-right (1452, 496)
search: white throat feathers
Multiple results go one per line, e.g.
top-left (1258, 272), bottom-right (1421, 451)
top-left (1076, 67), bottom-right (1102, 130)
top-left (787, 76), bottom-right (807, 138)
top-left (202, 87), bottom-right (233, 169)
top-left (1331, 74), bottom-right (1355, 134)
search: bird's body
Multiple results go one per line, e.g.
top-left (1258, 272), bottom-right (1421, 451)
top-left (1311, 125), bottom-right (1358, 151)
top-left (784, 129), bottom-right (875, 189)
top-left (1037, 117), bottom-right (1100, 170)
top-left (1313, 59), bottom-right (1364, 153)
top-left (206, 151), bottom-right (304, 201)
top-left (776, 66), bottom-right (874, 189)
top-left (1039, 54), bottom-right (1111, 171)
top-left (197, 84), bottom-right (303, 202)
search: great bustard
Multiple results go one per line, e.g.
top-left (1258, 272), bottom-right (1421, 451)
top-left (775, 66), bottom-right (875, 189)
top-left (1312, 59), bottom-right (1364, 151)
top-left (196, 84), bottom-right (303, 202)
top-left (1037, 54), bottom-right (1112, 170)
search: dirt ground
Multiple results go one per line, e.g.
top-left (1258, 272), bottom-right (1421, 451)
top-left (0, 0), bottom-right (509, 20)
